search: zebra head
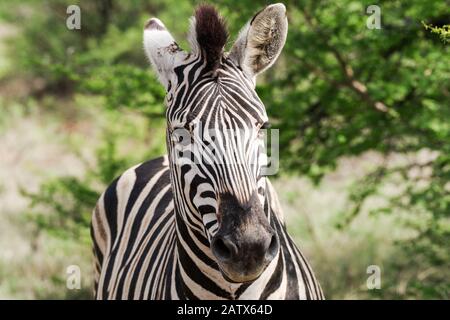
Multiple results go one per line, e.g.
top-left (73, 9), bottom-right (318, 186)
top-left (144, 4), bottom-right (288, 283)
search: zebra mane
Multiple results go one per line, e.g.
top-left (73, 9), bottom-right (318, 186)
top-left (193, 4), bottom-right (229, 72)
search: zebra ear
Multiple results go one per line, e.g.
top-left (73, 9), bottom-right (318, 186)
top-left (229, 3), bottom-right (288, 78)
top-left (143, 18), bottom-right (186, 90)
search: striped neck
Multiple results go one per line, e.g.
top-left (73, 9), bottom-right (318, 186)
top-left (169, 170), bottom-right (282, 299)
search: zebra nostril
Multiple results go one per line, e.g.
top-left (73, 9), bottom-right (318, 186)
top-left (212, 236), bottom-right (237, 261)
top-left (266, 234), bottom-right (279, 260)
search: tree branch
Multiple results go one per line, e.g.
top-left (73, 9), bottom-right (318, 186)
top-left (299, 6), bottom-right (390, 113)
top-left (328, 47), bottom-right (389, 113)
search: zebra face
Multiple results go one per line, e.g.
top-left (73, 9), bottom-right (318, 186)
top-left (144, 4), bottom-right (288, 283)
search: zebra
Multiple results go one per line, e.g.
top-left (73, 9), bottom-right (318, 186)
top-left (91, 3), bottom-right (324, 300)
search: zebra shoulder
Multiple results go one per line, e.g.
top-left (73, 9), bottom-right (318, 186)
top-left (91, 156), bottom-right (171, 254)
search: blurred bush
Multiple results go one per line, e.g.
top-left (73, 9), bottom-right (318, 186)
top-left (0, 0), bottom-right (448, 299)
top-left (0, 0), bottom-right (167, 110)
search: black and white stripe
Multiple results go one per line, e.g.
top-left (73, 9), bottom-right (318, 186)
top-left (92, 156), bottom-right (323, 299)
top-left (92, 3), bottom-right (324, 300)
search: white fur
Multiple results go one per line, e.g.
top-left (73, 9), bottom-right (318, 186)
top-left (187, 17), bottom-right (200, 56)
top-left (143, 19), bottom-right (186, 89)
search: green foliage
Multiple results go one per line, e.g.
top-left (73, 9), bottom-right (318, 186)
top-left (259, 0), bottom-right (450, 177)
top-left (21, 118), bottom-right (165, 242)
top-left (22, 177), bottom-right (96, 242)
top-left (259, 0), bottom-right (449, 298)
top-left (423, 22), bottom-right (450, 43)
top-left (83, 64), bottom-right (165, 115)
top-left (20, 136), bottom-right (123, 246)
top-left (1, 0), bottom-right (168, 114)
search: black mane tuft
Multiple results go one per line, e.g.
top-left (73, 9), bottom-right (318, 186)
top-left (195, 4), bottom-right (228, 72)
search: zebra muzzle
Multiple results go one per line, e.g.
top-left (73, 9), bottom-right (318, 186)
top-left (211, 192), bottom-right (280, 283)
top-left (211, 221), bottom-right (279, 283)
